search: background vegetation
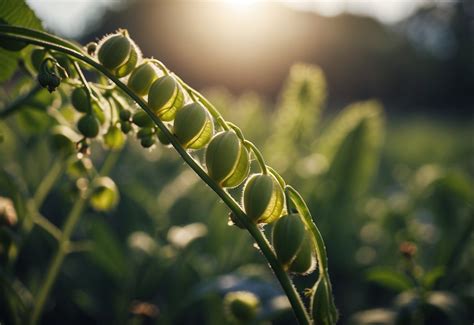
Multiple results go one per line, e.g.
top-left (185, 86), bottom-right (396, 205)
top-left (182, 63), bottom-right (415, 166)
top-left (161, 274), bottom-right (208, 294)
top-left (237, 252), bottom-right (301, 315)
top-left (1, 0), bottom-right (472, 324)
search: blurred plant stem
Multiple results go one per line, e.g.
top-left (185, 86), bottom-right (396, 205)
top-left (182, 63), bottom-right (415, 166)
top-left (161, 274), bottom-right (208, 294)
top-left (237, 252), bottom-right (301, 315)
top-left (29, 150), bottom-right (120, 325)
top-left (0, 27), bottom-right (316, 324)
top-left (7, 157), bottom-right (64, 269)
top-left (0, 83), bottom-right (42, 119)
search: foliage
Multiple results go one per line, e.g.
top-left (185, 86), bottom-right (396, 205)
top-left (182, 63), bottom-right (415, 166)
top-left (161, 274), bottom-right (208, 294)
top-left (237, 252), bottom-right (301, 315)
top-left (0, 2), bottom-right (473, 325)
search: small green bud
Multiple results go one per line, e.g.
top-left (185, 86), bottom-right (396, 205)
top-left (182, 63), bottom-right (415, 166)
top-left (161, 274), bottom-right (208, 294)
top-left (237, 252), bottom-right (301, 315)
top-left (120, 121), bottom-right (132, 134)
top-left (156, 128), bottom-right (171, 145)
top-left (132, 111), bottom-right (154, 128)
top-left (119, 109), bottom-right (132, 121)
top-left (136, 127), bottom-right (154, 139)
top-left (140, 136), bottom-right (155, 148)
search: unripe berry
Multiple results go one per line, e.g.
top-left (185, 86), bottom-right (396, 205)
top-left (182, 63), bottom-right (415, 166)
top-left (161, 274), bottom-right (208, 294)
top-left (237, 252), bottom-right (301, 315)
top-left (156, 128), bottom-right (171, 145)
top-left (173, 103), bottom-right (213, 149)
top-left (71, 87), bottom-right (90, 113)
top-left (77, 114), bottom-right (100, 138)
top-left (272, 213), bottom-right (307, 267)
top-left (132, 111), bottom-right (154, 128)
top-left (148, 75), bottom-right (184, 121)
top-left (119, 109), bottom-right (132, 121)
top-left (127, 62), bottom-right (159, 96)
top-left (120, 121), bottom-right (132, 134)
top-left (205, 131), bottom-right (250, 188)
top-left (243, 173), bottom-right (284, 224)
top-left (90, 177), bottom-right (119, 212)
top-left (140, 136), bottom-right (155, 148)
top-left (136, 127), bottom-right (154, 139)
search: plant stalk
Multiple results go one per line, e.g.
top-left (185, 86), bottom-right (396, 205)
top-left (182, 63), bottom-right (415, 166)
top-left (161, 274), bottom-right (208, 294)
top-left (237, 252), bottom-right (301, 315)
top-left (29, 151), bottom-right (119, 324)
top-left (0, 28), bottom-right (312, 324)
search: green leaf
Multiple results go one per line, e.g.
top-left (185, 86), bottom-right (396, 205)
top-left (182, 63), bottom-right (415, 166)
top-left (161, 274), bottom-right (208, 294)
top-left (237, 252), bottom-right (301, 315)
top-left (422, 266), bottom-right (445, 290)
top-left (366, 267), bottom-right (413, 292)
top-left (318, 100), bottom-right (384, 199)
top-left (0, 0), bottom-right (43, 81)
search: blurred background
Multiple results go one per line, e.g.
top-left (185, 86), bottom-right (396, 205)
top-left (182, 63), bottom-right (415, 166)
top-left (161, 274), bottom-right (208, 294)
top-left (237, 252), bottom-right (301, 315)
top-left (1, 0), bottom-right (473, 324)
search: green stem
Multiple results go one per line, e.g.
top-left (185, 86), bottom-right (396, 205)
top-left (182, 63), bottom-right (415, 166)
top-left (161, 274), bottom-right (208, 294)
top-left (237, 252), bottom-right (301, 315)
top-left (33, 157), bottom-right (64, 207)
top-left (29, 192), bottom-right (88, 325)
top-left (8, 157), bottom-right (65, 270)
top-left (286, 186), bottom-right (337, 322)
top-left (0, 83), bottom-right (42, 119)
top-left (0, 28), bottom-right (311, 325)
top-left (29, 151), bottom-right (119, 324)
top-left (244, 140), bottom-right (268, 174)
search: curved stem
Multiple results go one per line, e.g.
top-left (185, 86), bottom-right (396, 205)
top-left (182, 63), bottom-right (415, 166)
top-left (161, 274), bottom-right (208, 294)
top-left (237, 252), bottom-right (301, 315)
top-left (0, 28), bottom-right (311, 325)
top-left (244, 140), bottom-right (268, 174)
top-left (73, 61), bottom-right (93, 114)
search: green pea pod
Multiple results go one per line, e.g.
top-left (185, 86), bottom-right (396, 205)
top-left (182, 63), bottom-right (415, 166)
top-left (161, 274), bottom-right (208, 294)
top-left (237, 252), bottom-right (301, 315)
top-left (205, 131), bottom-right (250, 188)
top-left (312, 278), bottom-right (339, 325)
top-left (243, 173), bottom-right (284, 223)
top-left (173, 102), bottom-right (213, 149)
top-left (115, 43), bottom-right (139, 78)
top-left (288, 233), bottom-right (316, 274)
top-left (127, 62), bottom-right (158, 96)
top-left (97, 33), bottom-right (132, 71)
top-left (148, 75), bottom-right (184, 121)
top-left (272, 213), bottom-right (307, 267)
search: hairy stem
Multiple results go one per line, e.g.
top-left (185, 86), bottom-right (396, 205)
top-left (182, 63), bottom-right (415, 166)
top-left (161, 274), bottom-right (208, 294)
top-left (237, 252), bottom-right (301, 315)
top-left (0, 28), bottom-right (312, 324)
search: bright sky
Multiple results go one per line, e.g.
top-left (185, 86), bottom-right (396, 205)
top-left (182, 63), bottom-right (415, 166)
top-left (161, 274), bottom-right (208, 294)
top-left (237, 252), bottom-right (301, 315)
top-left (27, 0), bottom-right (432, 38)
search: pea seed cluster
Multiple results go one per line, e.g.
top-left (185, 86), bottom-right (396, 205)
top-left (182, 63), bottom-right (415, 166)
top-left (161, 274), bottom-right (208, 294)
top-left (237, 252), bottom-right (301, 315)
top-left (31, 29), bottom-right (318, 275)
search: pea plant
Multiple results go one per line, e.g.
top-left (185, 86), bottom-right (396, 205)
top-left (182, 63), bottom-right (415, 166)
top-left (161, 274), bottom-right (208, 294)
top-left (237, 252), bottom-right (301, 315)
top-left (0, 3), bottom-right (337, 325)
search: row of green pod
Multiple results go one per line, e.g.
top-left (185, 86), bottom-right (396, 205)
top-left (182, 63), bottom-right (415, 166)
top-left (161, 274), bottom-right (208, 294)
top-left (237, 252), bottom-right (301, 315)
top-left (48, 29), bottom-right (318, 274)
top-left (95, 29), bottom-right (319, 274)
